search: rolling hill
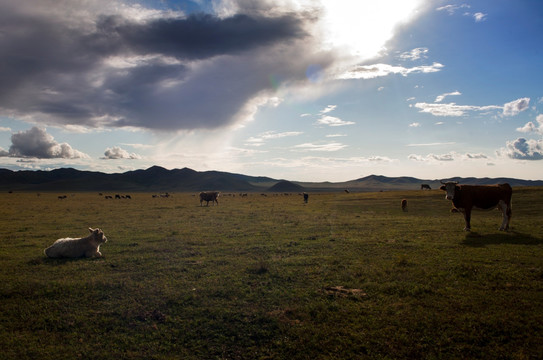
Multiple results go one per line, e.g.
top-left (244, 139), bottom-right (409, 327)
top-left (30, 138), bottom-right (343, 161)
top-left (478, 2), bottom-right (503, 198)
top-left (0, 166), bottom-right (541, 192)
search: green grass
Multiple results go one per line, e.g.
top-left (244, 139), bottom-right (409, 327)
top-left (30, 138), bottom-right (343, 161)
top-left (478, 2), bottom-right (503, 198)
top-left (1, 189), bottom-right (542, 359)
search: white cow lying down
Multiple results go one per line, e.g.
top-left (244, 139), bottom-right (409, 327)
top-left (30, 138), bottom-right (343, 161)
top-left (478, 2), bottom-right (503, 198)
top-left (44, 228), bottom-right (108, 258)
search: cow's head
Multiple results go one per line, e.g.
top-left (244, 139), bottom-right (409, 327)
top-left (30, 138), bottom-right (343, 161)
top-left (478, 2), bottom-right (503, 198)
top-left (89, 228), bottom-right (108, 244)
top-left (440, 181), bottom-right (459, 200)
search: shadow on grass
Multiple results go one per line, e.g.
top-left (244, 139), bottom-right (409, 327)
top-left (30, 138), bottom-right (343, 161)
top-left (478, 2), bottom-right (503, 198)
top-left (28, 256), bottom-right (105, 266)
top-left (462, 231), bottom-right (543, 247)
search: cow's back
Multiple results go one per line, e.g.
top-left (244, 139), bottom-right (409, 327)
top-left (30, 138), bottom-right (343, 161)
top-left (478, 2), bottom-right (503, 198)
top-left (461, 184), bottom-right (512, 209)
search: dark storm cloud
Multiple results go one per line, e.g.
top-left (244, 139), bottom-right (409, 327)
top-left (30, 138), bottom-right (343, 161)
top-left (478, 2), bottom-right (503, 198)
top-left (0, 1), bottom-right (312, 131)
top-left (100, 13), bottom-right (305, 59)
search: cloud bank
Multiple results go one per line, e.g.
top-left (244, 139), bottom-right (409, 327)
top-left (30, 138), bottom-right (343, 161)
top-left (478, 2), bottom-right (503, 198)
top-left (0, 1), bottom-right (315, 132)
top-left (0, 0), bottom-right (432, 134)
top-left (338, 62), bottom-right (444, 80)
top-left (498, 138), bottom-right (543, 160)
top-left (2, 127), bottom-right (88, 159)
top-left (517, 114), bottom-right (543, 135)
top-left (414, 97), bottom-right (529, 117)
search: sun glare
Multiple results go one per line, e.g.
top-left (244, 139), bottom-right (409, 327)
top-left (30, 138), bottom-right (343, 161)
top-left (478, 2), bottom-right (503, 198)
top-left (319, 0), bottom-right (425, 59)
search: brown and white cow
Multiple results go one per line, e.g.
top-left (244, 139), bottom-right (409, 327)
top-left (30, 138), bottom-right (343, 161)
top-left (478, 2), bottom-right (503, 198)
top-left (439, 181), bottom-right (512, 231)
top-left (199, 191), bottom-right (220, 206)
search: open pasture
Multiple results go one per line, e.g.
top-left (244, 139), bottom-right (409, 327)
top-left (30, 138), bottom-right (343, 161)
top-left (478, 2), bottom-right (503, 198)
top-left (1, 188), bottom-right (542, 359)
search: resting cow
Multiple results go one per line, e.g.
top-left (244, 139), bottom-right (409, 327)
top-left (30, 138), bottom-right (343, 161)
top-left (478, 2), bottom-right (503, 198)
top-left (44, 228), bottom-right (108, 258)
top-left (439, 181), bottom-right (512, 231)
top-left (199, 191), bottom-right (220, 206)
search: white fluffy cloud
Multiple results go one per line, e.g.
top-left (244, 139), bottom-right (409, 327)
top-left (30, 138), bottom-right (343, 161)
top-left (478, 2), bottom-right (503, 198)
top-left (320, 105), bottom-right (337, 114)
top-left (503, 98), bottom-right (530, 116)
top-left (473, 12), bottom-right (487, 22)
top-left (293, 142), bottom-right (347, 152)
top-left (436, 4), bottom-right (486, 22)
top-left (413, 102), bottom-right (501, 117)
top-left (398, 47), bottom-right (429, 61)
top-left (3, 127), bottom-right (88, 159)
top-left (436, 4), bottom-right (470, 15)
top-left (435, 91), bottom-right (461, 103)
top-left (408, 152), bottom-right (490, 162)
top-left (101, 146), bottom-right (142, 160)
top-left (517, 114), bottom-right (543, 135)
top-left (315, 116), bottom-right (355, 127)
top-left (313, 105), bottom-right (355, 127)
top-left (338, 62), bottom-right (444, 80)
top-left (408, 153), bottom-right (455, 162)
top-left (500, 114), bottom-right (543, 161)
top-left (414, 97), bottom-right (529, 117)
top-left (497, 138), bottom-right (543, 160)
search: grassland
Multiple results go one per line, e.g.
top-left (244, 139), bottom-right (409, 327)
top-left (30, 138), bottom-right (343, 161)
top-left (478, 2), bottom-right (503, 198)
top-left (0, 188), bottom-right (542, 359)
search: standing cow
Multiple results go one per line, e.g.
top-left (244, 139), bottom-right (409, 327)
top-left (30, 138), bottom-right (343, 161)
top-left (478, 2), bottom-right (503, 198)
top-left (421, 184), bottom-right (431, 190)
top-left (199, 191), bottom-right (220, 206)
top-left (439, 181), bottom-right (512, 231)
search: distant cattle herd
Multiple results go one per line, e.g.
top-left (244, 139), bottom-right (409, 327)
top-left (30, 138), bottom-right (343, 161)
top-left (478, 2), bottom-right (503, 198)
top-left (36, 180), bottom-right (515, 258)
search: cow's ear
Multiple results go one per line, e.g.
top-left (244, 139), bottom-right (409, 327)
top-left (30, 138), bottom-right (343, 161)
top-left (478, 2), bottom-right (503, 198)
top-left (439, 185), bottom-right (446, 191)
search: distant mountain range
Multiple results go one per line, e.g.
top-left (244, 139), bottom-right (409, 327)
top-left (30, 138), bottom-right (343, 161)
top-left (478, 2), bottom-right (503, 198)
top-left (1, 166), bottom-right (542, 192)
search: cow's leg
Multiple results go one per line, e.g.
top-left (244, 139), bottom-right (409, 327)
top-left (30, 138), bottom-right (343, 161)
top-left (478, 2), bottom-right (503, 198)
top-left (498, 200), bottom-right (511, 231)
top-left (506, 203), bottom-right (512, 230)
top-left (462, 208), bottom-right (471, 231)
top-left (86, 249), bottom-right (101, 257)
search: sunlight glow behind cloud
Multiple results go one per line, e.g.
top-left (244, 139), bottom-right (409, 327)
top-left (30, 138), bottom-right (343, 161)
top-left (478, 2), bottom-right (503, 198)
top-left (320, 0), bottom-right (425, 59)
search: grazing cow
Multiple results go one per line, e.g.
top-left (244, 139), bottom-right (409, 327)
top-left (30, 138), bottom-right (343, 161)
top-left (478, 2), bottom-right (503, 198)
top-left (303, 192), bottom-right (309, 203)
top-left (421, 184), bottom-right (431, 190)
top-left (44, 228), bottom-right (108, 258)
top-left (199, 191), bottom-right (219, 206)
top-left (439, 181), bottom-right (512, 231)
top-left (58, 195), bottom-right (67, 200)
top-left (115, 194), bottom-right (121, 199)
top-left (401, 199), bottom-right (408, 212)
top-left (344, 189), bottom-right (350, 194)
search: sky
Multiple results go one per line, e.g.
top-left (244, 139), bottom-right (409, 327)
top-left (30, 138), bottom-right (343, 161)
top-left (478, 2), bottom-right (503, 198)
top-left (0, 0), bottom-right (542, 182)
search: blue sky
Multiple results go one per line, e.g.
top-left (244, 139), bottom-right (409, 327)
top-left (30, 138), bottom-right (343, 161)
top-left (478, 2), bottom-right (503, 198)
top-left (0, 0), bottom-right (541, 181)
